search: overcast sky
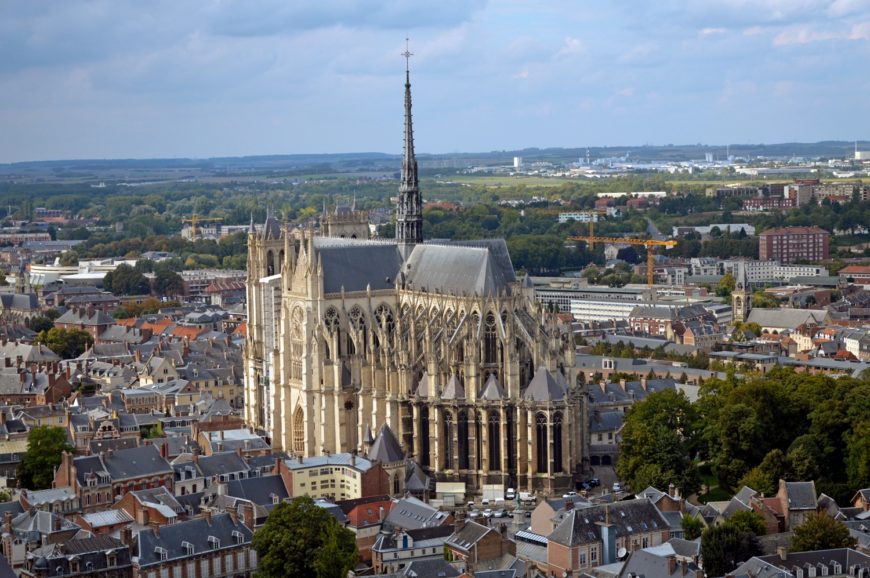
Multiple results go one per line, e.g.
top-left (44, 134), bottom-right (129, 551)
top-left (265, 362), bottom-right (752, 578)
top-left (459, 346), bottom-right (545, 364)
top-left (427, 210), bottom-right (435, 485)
top-left (2, 0), bottom-right (869, 162)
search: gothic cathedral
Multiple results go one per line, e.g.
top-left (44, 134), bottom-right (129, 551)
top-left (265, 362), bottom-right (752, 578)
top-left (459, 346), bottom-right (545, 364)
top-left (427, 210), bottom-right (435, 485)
top-left (244, 61), bottom-right (587, 493)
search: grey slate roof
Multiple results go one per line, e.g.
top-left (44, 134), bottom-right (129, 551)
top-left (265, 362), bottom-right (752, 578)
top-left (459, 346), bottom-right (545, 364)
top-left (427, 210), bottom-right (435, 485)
top-left (313, 238), bottom-right (403, 294)
top-left (136, 512), bottom-right (252, 567)
top-left (618, 549), bottom-right (702, 578)
top-left (446, 520), bottom-right (493, 551)
top-left (369, 424), bottom-right (405, 464)
top-left (522, 368), bottom-right (565, 402)
top-left (404, 240), bottom-right (516, 296)
top-left (400, 559), bottom-right (461, 577)
top-left (195, 451), bottom-right (249, 479)
top-left (385, 496), bottom-right (449, 531)
top-left (225, 474), bottom-right (288, 506)
top-left (747, 308), bottom-right (829, 329)
top-left (547, 499), bottom-right (668, 547)
top-left (784, 480), bottom-right (817, 510)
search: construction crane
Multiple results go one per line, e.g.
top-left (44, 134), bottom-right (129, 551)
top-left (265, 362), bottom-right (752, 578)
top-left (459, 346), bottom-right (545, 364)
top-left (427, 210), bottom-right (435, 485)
top-left (181, 215), bottom-right (223, 239)
top-left (568, 223), bottom-right (677, 287)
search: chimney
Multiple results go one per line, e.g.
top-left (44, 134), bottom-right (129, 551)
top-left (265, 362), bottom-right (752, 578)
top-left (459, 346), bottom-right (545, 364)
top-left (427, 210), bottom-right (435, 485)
top-left (668, 483), bottom-right (676, 498)
top-left (596, 508), bottom-right (616, 565)
top-left (204, 509), bottom-right (212, 525)
top-left (52, 515), bottom-right (62, 532)
top-left (618, 378), bottom-right (626, 391)
top-left (228, 507), bottom-right (239, 526)
top-left (378, 506), bottom-right (385, 523)
top-left (120, 526), bottom-right (133, 546)
top-left (681, 560), bottom-right (688, 576)
top-left (667, 556), bottom-right (676, 575)
top-left (3, 511), bottom-right (11, 534)
top-left (217, 482), bottom-right (228, 496)
top-left (777, 546), bottom-right (788, 562)
top-left (640, 376), bottom-right (648, 390)
top-left (160, 442), bottom-right (168, 459)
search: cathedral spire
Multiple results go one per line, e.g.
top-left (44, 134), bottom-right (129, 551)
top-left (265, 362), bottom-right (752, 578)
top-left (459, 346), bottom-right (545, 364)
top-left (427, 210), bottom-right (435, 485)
top-left (396, 38), bottom-right (422, 259)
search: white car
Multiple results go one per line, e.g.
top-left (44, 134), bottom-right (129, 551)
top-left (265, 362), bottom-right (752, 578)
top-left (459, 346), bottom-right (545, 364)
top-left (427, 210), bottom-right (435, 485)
top-left (493, 508), bottom-right (506, 518)
top-left (612, 482), bottom-right (622, 492)
top-left (505, 488), bottom-right (516, 500)
top-left (483, 508), bottom-right (493, 518)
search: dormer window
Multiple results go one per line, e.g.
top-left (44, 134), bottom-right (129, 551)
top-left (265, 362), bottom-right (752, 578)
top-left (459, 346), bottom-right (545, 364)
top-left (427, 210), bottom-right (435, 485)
top-left (208, 536), bottom-right (220, 550)
top-left (271, 494), bottom-right (279, 505)
top-left (232, 530), bottom-right (244, 545)
top-left (155, 546), bottom-right (168, 561)
top-left (182, 541), bottom-right (194, 555)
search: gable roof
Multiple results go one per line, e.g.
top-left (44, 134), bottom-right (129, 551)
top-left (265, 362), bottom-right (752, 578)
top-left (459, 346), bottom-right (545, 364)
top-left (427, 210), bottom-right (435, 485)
top-left (403, 240), bottom-right (516, 296)
top-left (136, 512), bottom-right (252, 567)
top-left (313, 238), bottom-right (403, 294)
top-left (548, 499), bottom-right (668, 547)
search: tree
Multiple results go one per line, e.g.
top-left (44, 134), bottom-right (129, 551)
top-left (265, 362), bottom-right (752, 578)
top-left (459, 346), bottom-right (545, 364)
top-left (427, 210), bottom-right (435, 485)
top-left (616, 389), bottom-right (701, 496)
top-left (29, 316), bottom-right (55, 333)
top-left (681, 513), bottom-right (703, 540)
top-left (700, 524), bottom-right (762, 577)
top-left (717, 272), bottom-right (735, 297)
top-left (738, 449), bottom-right (786, 496)
top-left (790, 512), bottom-right (857, 552)
top-left (153, 268), bottom-right (183, 297)
top-left (728, 510), bottom-right (766, 537)
top-left (103, 263), bottom-right (149, 295)
top-left (312, 514), bottom-right (359, 578)
top-left (17, 426), bottom-right (75, 490)
top-left (35, 327), bottom-right (93, 359)
top-left (252, 497), bottom-right (358, 578)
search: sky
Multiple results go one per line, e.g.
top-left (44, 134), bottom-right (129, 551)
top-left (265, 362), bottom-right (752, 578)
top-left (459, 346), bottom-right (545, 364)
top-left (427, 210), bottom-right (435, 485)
top-left (2, 0), bottom-right (870, 163)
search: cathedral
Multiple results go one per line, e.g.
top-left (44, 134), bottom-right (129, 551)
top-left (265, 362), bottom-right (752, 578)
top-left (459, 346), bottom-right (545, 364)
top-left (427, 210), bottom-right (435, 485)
top-left (244, 60), bottom-right (587, 493)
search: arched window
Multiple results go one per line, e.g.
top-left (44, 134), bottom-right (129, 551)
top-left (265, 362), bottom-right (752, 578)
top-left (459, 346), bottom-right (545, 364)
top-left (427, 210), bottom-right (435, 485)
top-left (458, 411), bottom-right (469, 470)
top-left (535, 413), bottom-right (548, 474)
top-left (506, 408), bottom-right (516, 472)
top-left (292, 407), bottom-right (305, 454)
top-left (420, 406), bottom-right (430, 467)
top-left (484, 313), bottom-right (498, 365)
top-left (443, 411), bottom-right (454, 470)
top-left (553, 412), bottom-right (564, 473)
top-left (393, 474), bottom-right (400, 495)
top-left (474, 413), bottom-right (483, 470)
top-left (488, 411), bottom-right (501, 470)
top-left (266, 250), bottom-right (274, 276)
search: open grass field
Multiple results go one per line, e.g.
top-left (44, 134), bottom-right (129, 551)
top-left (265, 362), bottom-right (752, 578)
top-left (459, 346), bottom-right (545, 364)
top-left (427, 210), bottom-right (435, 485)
top-left (442, 175), bottom-right (574, 187)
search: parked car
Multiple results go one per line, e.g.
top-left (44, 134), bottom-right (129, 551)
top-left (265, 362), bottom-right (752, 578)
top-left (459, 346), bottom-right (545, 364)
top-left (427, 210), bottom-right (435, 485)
top-left (590, 478), bottom-right (601, 487)
top-left (469, 509), bottom-right (481, 519)
top-left (506, 488), bottom-right (516, 500)
top-left (483, 508), bottom-right (493, 518)
top-left (612, 482), bottom-right (622, 492)
top-left (493, 508), bottom-right (506, 518)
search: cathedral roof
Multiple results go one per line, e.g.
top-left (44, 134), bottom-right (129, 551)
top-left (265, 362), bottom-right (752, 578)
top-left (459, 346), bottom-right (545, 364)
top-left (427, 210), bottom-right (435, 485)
top-left (312, 238), bottom-right (403, 294)
top-left (404, 240), bottom-right (516, 296)
top-left (441, 374), bottom-right (465, 400)
top-left (479, 374), bottom-right (505, 401)
top-left (369, 424), bottom-right (405, 464)
top-left (522, 368), bottom-right (566, 402)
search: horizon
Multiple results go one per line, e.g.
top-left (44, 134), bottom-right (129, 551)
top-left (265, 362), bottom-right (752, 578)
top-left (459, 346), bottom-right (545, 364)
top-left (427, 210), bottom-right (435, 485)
top-left (2, 1), bottom-right (869, 163)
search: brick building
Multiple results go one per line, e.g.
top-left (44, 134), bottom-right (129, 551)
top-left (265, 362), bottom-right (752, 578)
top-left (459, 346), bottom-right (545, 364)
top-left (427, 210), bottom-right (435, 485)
top-left (758, 226), bottom-right (829, 263)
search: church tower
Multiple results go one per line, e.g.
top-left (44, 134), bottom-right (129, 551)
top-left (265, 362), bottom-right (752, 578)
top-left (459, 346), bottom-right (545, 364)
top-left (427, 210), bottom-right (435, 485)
top-left (732, 260), bottom-right (750, 324)
top-left (395, 42), bottom-right (423, 261)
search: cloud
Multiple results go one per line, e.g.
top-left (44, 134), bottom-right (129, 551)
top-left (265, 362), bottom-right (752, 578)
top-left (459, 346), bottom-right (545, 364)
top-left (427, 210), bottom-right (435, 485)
top-left (556, 36), bottom-right (586, 59)
top-left (699, 27), bottom-right (727, 37)
top-left (773, 21), bottom-right (870, 45)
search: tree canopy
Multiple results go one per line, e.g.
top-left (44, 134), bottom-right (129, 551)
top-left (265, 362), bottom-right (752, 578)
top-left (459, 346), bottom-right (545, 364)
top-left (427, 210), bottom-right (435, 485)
top-left (17, 426), bottom-right (75, 490)
top-left (791, 512), bottom-right (857, 552)
top-left (252, 496), bottom-right (358, 578)
top-left (616, 389), bottom-right (701, 496)
top-left (700, 522), bottom-right (762, 577)
top-left (35, 327), bottom-right (94, 359)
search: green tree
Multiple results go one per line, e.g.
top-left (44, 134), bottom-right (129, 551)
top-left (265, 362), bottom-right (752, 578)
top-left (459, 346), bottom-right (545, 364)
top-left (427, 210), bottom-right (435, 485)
top-left (29, 316), bottom-right (55, 333)
top-left (17, 426), bottom-right (75, 490)
top-left (681, 514), bottom-right (703, 540)
top-left (616, 389), bottom-right (701, 496)
top-left (728, 510), bottom-right (766, 536)
top-left (153, 268), bottom-right (184, 297)
top-left (790, 512), bottom-right (857, 552)
top-left (252, 497), bottom-right (358, 578)
top-left (700, 524), bottom-right (762, 577)
top-left (103, 263), bottom-right (149, 295)
top-left (35, 327), bottom-right (93, 359)
top-left (716, 273), bottom-right (735, 297)
top-left (312, 514), bottom-right (359, 578)
top-left (738, 449), bottom-right (786, 496)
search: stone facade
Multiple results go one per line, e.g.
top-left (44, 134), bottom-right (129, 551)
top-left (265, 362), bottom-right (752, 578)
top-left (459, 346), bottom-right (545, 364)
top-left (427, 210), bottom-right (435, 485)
top-left (244, 65), bottom-right (586, 493)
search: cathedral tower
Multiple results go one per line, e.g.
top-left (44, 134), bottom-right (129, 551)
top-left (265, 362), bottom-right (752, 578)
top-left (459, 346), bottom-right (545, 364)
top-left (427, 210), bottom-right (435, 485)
top-left (395, 43), bottom-right (423, 261)
top-left (732, 260), bottom-right (750, 324)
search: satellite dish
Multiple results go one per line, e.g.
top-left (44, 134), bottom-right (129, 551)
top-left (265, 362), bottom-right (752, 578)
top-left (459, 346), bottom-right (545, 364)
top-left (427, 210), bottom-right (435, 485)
top-left (617, 547), bottom-right (628, 560)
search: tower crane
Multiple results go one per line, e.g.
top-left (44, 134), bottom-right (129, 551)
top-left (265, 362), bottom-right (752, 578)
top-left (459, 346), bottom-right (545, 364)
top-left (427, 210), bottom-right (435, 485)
top-left (568, 222), bottom-right (677, 288)
top-left (181, 215), bottom-right (223, 239)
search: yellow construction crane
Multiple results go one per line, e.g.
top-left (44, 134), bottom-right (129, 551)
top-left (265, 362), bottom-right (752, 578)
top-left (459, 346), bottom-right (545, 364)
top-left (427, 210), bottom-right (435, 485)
top-left (568, 224), bottom-right (677, 288)
top-left (182, 215), bottom-right (223, 239)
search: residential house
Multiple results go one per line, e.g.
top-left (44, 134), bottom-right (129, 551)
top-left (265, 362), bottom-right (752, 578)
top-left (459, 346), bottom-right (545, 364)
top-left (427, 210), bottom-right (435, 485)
top-left (546, 499), bottom-right (670, 575)
top-left (732, 548), bottom-right (870, 578)
top-left (338, 495), bottom-right (393, 563)
top-left (74, 509), bottom-right (134, 537)
top-left (1, 510), bottom-right (81, 572)
top-left (371, 525), bottom-right (455, 575)
top-left (114, 487), bottom-right (185, 527)
top-left (133, 511), bottom-right (255, 578)
top-left (777, 479), bottom-right (818, 530)
top-left (54, 307), bottom-right (115, 339)
top-left (276, 453), bottom-right (391, 501)
top-left (21, 535), bottom-right (132, 578)
top-left (444, 520), bottom-right (515, 573)
top-left (19, 487), bottom-right (80, 515)
top-left (53, 446), bottom-right (174, 513)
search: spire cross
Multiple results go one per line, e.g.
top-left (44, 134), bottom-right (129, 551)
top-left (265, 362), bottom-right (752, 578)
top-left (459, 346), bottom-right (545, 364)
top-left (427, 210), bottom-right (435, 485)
top-left (401, 37), bottom-right (413, 72)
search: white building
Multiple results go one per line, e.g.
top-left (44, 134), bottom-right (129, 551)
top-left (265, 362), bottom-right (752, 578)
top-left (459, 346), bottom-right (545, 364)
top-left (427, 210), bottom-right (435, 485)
top-left (558, 211), bottom-right (600, 224)
top-left (721, 260), bottom-right (828, 284)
